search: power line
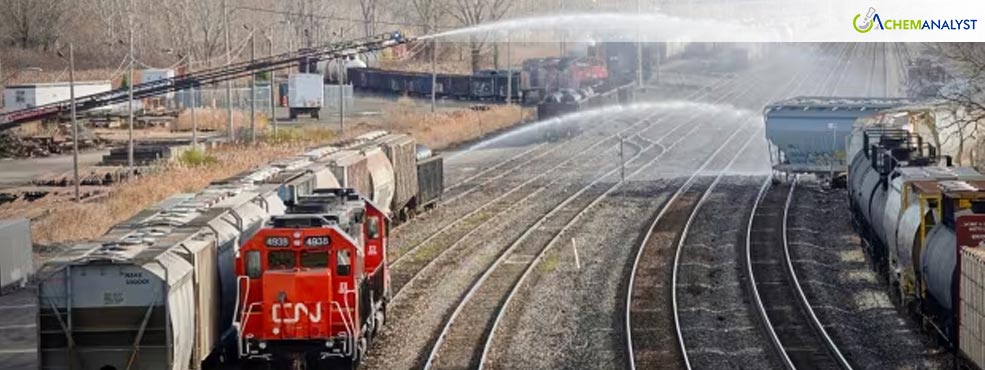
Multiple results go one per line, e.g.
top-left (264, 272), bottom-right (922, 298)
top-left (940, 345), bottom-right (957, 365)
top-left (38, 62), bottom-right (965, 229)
top-left (230, 5), bottom-right (455, 31)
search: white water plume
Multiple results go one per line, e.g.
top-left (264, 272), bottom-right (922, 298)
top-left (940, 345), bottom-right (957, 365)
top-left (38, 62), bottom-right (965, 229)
top-left (419, 12), bottom-right (784, 43)
top-left (455, 100), bottom-right (756, 156)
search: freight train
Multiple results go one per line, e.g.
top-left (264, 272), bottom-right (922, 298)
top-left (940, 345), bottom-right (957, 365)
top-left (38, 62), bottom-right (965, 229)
top-left (848, 122), bottom-right (985, 367)
top-left (342, 42), bottom-right (658, 118)
top-left (35, 131), bottom-right (442, 370)
top-left (235, 188), bottom-right (388, 370)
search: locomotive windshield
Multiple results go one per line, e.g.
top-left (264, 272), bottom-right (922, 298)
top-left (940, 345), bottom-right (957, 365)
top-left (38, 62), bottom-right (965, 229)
top-left (269, 251), bottom-right (295, 270)
top-left (301, 251), bottom-right (329, 268)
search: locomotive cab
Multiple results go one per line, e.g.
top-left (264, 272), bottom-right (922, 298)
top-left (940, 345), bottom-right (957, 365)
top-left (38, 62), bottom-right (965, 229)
top-left (235, 188), bottom-right (390, 369)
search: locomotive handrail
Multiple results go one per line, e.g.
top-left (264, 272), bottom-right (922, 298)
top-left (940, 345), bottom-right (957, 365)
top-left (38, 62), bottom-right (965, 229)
top-left (238, 302), bottom-right (262, 357)
top-left (234, 275), bottom-right (251, 357)
top-left (331, 297), bottom-right (356, 357)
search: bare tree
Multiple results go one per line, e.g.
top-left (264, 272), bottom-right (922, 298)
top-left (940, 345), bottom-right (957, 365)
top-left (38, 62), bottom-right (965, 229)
top-left (1, 0), bottom-right (69, 50)
top-left (359, 0), bottom-right (381, 37)
top-left (282, 0), bottom-right (337, 47)
top-left (925, 44), bottom-right (985, 167)
top-left (413, 0), bottom-right (445, 59)
top-left (445, 0), bottom-right (514, 73)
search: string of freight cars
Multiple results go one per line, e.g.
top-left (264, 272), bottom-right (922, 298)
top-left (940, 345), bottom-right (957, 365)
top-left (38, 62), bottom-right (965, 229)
top-left (0, 31), bottom-right (410, 131)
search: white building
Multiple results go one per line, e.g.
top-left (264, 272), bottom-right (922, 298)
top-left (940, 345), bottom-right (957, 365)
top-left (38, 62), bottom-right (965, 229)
top-left (3, 80), bottom-right (112, 112)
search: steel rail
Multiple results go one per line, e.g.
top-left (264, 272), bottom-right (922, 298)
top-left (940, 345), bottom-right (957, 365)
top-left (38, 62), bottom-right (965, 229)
top-left (426, 93), bottom-right (752, 370)
top-left (669, 125), bottom-right (762, 370)
top-left (626, 41), bottom-right (841, 370)
top-left (744, 178), bottom-right (794, 368)
top-left (477, 115), bottom-right (759, 370)
top-left (784, 178), bottom-right (853, 368)
top-left (388, 71), bottom-right (740, 269)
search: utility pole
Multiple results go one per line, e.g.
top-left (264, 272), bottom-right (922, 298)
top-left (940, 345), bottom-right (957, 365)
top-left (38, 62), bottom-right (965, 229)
top-left (69, 43), bottom-right (80, 202)
top-left (190, 56), bottom-right (197, 147)
top-left (127, 0), bottom-right (135, 169)
top-left (0, 56), bottom-right (4, 111)
top-left (249, 30), bottom-right (257, 143)
top-left (506, 36), bottom-right (512, 104)
top-left (223, 0), bottom-right (233, 142)
top-left (338, 27), bottom-right (345, 134)
top-left (268, 34), bottom-right (277, 135)
top-left (829, 122), bottom-right (836, 180)
top-left (558, 0), bottom-right (564, 56)
top-left (636, 0), bottom-right (644, 88)
top-left (431, 40), bottom-right (437, 113)
top-left (620, 135), bottom-right (625, 182)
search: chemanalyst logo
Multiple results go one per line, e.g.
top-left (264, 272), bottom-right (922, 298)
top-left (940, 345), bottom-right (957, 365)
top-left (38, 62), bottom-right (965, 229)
top-left (854, 7), bottom-right (978, 33)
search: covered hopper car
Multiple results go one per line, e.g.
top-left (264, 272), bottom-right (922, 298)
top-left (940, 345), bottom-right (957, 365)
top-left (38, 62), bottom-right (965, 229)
top-left (35, 131), bottom-right (442, 370)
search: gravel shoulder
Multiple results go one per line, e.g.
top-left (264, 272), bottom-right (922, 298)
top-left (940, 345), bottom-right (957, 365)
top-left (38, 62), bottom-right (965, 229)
top-left (787, 179), bottom-right (949, 369)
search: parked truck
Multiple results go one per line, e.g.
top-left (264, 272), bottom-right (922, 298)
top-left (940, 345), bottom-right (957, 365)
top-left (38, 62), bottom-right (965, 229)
top-left (288, 73), bottom-right (324, 119)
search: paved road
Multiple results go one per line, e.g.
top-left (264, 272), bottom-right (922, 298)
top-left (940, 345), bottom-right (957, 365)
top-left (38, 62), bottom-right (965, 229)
top-left (0, 150), bottom-right (110, 189)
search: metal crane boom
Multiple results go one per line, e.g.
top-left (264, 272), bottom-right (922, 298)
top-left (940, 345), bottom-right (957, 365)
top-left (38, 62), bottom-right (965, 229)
top-left (0, 31), bottom-right (409, 131)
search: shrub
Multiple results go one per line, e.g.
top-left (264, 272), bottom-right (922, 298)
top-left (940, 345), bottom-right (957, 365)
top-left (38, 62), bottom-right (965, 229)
top-left (178, 148), bottom-right (217, 167)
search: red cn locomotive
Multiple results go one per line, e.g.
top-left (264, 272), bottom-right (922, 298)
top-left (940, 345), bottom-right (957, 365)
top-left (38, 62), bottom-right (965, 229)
top-left (234, 188), bottom-right (389, 369)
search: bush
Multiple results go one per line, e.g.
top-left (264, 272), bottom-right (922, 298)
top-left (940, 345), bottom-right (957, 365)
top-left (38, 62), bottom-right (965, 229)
top-left (261, 127), bottom-right (336, 145)
top-left (178, 148), bottom-right (217, 167)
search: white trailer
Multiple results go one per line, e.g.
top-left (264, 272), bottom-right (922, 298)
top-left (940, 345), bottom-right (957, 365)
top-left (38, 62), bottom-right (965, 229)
top-left (3, 81), bottom-right (113, 112)
top-left (288, 73), bottom-right (324, 119)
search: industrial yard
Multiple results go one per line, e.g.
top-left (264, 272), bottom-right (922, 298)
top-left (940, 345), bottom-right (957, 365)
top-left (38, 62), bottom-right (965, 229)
top-left (2, 1), bottom-right (985, 370)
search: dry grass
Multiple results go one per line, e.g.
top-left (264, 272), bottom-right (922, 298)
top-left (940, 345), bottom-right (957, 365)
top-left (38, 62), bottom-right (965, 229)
top-left (0, 129), bottom-right (367, 245)
top-left (3, 98), bottom-right (527, 245)
top-left (172, 108), bottom-right (269, 133)
top-left (381, 97), bottom-right (530, 150)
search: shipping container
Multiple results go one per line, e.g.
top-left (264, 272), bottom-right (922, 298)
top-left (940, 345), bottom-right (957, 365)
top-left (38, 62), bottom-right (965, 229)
top-left (416, 155), bottom-right (444, 210)
top-left (0, 219), bottom-right (33, 290)
top-left (378, 134), bottom-right (419, 217)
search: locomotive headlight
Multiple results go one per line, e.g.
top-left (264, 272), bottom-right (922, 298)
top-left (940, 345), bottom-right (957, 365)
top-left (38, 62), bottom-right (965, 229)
top-left (325, 341), bottom-right (333, 348)
top-left (258, 341), bottom-right (267, 350)
top-left (272, 327), bottom-right (280, 335)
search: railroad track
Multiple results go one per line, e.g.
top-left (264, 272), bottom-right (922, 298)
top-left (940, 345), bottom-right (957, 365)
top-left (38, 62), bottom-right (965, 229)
top-left (386, 71), bottom-right (745, 278)
top-left (412, 52), bottom-right (796, 370)
top-left (423, 102), bottom-right (756, 370)
top-left (364, 101), bottom-right (734, 369)
top-left (624, 42), bottom-right (843, 370)
top-left (745, 178), bottom-right (852, 370)
top-left (625, 41), bottom-right (873, 370)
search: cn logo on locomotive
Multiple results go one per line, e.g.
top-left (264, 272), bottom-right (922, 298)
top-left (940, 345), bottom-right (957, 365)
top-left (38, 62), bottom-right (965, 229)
top-left (271, 302), bottom-right (323, 324)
